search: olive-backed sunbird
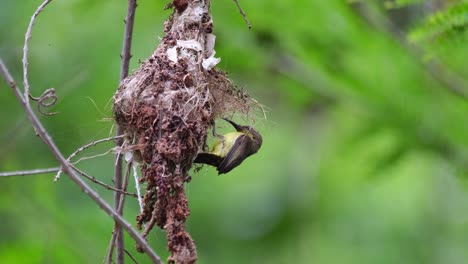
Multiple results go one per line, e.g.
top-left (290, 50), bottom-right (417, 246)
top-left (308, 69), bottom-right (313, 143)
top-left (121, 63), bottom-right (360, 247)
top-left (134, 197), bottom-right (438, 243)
top-left (194, 118), bottom-right (262, 174)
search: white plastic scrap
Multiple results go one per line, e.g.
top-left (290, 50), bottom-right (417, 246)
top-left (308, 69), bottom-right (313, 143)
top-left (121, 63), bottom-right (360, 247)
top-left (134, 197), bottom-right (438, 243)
top-left (177, 39), bottom-right (202, 52)
top-left (124, 151), bottom-right (133, 163)
top-left (205, 34), bottom-right (216, 57)
top-left (202, 52), bottom-right (221, 70)
top-left (166, 46), bottom-right (178, 63)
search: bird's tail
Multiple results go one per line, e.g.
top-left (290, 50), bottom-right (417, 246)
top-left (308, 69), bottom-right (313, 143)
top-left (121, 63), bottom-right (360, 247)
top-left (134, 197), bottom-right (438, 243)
top-left (193, 153), bottom-right (223, 167)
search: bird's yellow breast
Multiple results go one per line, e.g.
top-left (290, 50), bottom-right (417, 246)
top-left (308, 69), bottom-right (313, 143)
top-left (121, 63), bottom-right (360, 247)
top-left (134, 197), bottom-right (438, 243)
top-left (211, 132), bottom-right (244, 158)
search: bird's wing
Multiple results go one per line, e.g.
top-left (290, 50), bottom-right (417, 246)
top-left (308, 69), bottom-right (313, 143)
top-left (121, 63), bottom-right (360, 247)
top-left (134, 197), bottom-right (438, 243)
top-left (217, 134), bottom-right (251, 174)
top-left (193, 152), bottom-right (224, 167)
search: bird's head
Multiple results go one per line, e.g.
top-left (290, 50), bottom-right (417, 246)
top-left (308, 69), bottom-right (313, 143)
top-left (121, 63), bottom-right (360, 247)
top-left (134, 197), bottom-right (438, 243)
top-left (223, 118), bottom-right (263, 149)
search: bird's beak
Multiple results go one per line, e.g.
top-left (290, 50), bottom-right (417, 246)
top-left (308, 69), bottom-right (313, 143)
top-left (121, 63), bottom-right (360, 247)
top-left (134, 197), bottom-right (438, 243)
top-left (222, 118), bottom-right (243, 132)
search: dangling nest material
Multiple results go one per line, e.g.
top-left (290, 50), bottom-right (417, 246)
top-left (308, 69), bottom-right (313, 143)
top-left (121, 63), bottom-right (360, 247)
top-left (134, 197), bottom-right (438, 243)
top-left (113, 0), bottom-right (256, 263)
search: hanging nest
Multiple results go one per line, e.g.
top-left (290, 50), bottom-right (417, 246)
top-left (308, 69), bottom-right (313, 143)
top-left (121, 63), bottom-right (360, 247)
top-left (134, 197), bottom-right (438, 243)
top-left (113, 0), bottom-right (256, 263)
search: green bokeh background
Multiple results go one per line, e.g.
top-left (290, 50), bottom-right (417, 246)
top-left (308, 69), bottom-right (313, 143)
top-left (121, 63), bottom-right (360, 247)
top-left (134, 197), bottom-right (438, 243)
top-left (1, 0), bottom-right (468, 263)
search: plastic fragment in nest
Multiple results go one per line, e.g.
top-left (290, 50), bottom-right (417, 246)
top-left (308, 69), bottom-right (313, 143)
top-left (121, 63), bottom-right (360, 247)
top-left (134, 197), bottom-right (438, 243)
top-left (202, 52), bottom-right (221, 70)
top-left (166, 46), bottom-right (178, 63)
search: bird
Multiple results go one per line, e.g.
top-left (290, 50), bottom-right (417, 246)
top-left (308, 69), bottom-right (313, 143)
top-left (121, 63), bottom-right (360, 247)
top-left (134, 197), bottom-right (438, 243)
top-left (194, 118), bottom-right (263, 174)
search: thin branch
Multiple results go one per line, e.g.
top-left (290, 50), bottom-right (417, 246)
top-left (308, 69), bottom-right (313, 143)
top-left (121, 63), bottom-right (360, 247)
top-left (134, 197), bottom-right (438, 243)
top-left (117, 161), bottom-right (132, 262)
top-left (72, 149), bottom-right (114, 165)
top-left (124, 248), bottom-right (139, 264)
top-left (70, 165), bottom-right (138, 198)
top-left (23, 0), bottom-right (52, 106)
top-left (112, 133), bottom-right (125, 264)
top-left (140, 207), bottom-right (158, 241)
top-left (0, 167), bottom-right (59, 177)
top-left (233, 0), bottom-right (251, 29)
top-left (0, 58), bottom-right (162, 264)
top-left (119, 0), bottom-right (137, 81)
top-left (0, 164), bottom-right (137, 197)
top-left (55, 135), bottom-right (125, 181)
top-left (107, 161), bottom-right (133, 263)
top-left (1, 60), bottom-right (25, 102)
top-left (69, 136), bottom-right (124, 161)
top-left (120, 162), bottom-right (132, 217)
top-left (111, 0), bottom-right (138, 263)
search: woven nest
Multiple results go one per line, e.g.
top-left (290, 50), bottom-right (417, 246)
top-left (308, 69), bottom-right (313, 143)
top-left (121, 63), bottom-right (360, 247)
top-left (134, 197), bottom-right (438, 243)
top-left (113, 1), bottom-right (255, 263)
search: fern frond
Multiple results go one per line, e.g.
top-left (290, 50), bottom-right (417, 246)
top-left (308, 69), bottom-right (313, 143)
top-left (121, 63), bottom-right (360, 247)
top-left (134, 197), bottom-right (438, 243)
top-left (409, 2), bottom-right (468, 43)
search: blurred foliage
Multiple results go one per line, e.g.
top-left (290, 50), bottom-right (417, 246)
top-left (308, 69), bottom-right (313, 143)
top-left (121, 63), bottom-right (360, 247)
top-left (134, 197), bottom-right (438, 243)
top-left (409, 2), bottom-right (468, 43)
top-left (1, 0), bottom-right (468, 263)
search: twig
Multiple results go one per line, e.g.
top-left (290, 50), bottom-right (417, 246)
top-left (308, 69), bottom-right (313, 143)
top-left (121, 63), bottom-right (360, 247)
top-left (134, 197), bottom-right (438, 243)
top-left (233, 0), bottom-right (251, 29)
top-left (112, 132), bottom-right (125, 264)
top-left (54, 135), bottom-right (125, 181)
top-left (70, 165), bottom-right (138, 197)
top-left (0, 58), bottom-right (162, 264)
top-left (0, 167), bottom-right (59, 177)
top-left (69, 136), bottom-right (124, 161)
top-left (23, 0), bottom-right (52, 106)
top-left (0, 164), bottom-right (137, 196)
top-left (110, 0), bottom-right (138, 263)
top-left (119, 0), bottom-right (137, 81)
top-left (124, 248), bottom-right (139, 264)
top-left (117, 161), bottom-right (132, 262)
top-left (140, 208), bottom-right (158, 241)
top-left (23, 0), bottom-right (59, 116)
top-left (120, 162), bottom-right (131, 217)
top-left (107, 161), bottom-right (133, 263)
top-left (72, 149), bottom-right (114, 165)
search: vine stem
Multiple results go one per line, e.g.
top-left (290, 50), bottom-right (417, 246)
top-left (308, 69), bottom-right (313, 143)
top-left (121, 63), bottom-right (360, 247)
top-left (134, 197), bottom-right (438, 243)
top-left (109, 0), bottom-right (138, 263)
top-left (23, 0), bottom-right (52, 107)
top-left (233, 0), bottom-right (251, 29)
top-left (0, 167), bottom-right (59, 177)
